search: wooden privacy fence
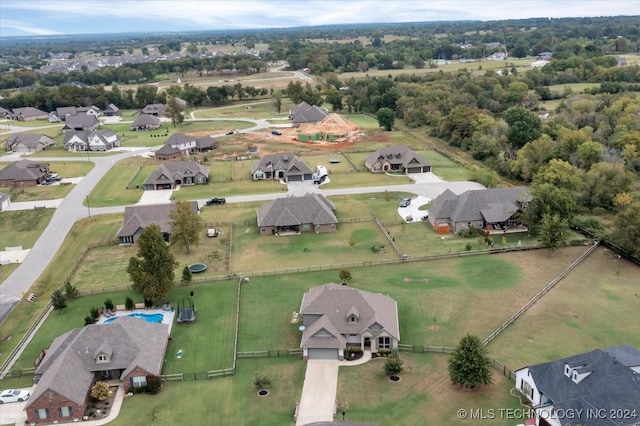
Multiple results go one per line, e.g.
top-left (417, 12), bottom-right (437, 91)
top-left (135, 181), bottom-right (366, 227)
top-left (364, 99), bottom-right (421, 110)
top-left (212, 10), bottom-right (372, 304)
top-left (236, 349), bottom-right (302, 359)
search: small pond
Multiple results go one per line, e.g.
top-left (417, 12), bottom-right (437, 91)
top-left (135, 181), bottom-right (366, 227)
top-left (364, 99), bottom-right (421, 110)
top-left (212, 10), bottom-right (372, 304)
top-left (188, 263), bottom-right (207, 273)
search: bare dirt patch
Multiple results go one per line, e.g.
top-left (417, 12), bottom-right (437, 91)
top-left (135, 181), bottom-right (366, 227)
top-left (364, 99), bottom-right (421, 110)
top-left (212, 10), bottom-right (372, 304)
top-left (430, 325), bottom-right (440, 332)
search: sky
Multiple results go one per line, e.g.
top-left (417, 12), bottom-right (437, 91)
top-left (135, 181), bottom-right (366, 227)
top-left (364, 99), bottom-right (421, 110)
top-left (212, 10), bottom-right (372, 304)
top-left (0, 0), bottom-right (636, 38)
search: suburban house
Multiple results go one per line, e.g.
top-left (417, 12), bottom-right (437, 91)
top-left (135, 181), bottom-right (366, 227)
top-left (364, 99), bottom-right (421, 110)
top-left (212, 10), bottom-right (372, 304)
top-left (256, 193), bottom-right (337, 235)
top-left (515, 345), bottom-right (640, 426)
top-left (9, 107), bottom-right (49, 121)
top-left (49, 105), bottom-right (100, 122)
top-left (0, 159), bottom-right (50, 187)
top-left (427, 186), bottom-right (531, 234)
top-left (116, 201), bottom-right (199, 244)
top-left (143, 160), bottom-right (209, 190)
top-left (0, 192), bottom-right (10, 211)
top-left (103, 103), bottom-right (121, 117)
top-left (5, 134), bottom-right (55, 153)
top-left (25, 317), bottom-right (169, 424)
top-left (251, 152), bottom-right (313, 182)
top-left (62, 114), bottom-right (100, 133)
top-left (130, 114), bottom-right (161, 131)
top-left (154, 134), bottom-right (219, 160)
top-left (289, 102), bottom-right (328, 126)
top-left (299, 284), bottom-right (400, 360)
top-left (142, 103), bottom-right (166, 116)
top-left (365, 146), bottom-right (432, 174)
top-left (194, 135), bottom-right (219, 153)
top-left (63, 130), bottom-right (121, 152)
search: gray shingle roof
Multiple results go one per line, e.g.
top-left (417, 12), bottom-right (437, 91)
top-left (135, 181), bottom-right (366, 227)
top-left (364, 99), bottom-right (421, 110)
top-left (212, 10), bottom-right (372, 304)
top-left (142, 103), bottom-right (166, 115)
top-left (257, 193), bottom-right (337, 228)
top-left (6, 134), bottom-right (54, 150)
top-left (143, 160), bottom-right (209, 186)
top-left (27, 317), bottom-right (169, 408)
top-left (251, 152), bottom-right (313, 177)
top-left (10, 107), bottom-right (48, 118)
top-left (131, 114), bottom-right (161, 127)
top-left (116, 201), bottom-right (199, 238)
top-left (300, 284), bottom-right (400, 349)
top-left (290, 102), bottom-right (328, 124)
top-left (364, 145), bottom-right (431, 170)
top-left (429, 187), bottom-right (531, 223)
top-left (0, 159), bottom-right (49, 182)
top-left (195, 136), bottom-right (219, 150)
top-left (519, 345), bottom-right (640, 426)
top-left (63, 114), bottom-right (99, 130)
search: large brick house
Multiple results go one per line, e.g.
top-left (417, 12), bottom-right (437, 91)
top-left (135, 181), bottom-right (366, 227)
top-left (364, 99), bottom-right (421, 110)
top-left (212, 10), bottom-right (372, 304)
top-left (25, 317), bottom-right (169, 424)
top-left (251, 152), bottom-right (313, 182)
top-left (116, 201), bottom-right (199, 244)
top-left (5, 134), bottom-right (55, 153)
top-left (0, 159), bottom-right (50, 187)
top-left (143, 161), bottom-right (209, 190)
top-left (257, 193), bottom-right (337, 235)
top-left (365, 145), bottom-right (431, 174)
top-left (299, 284), bottom-right (400, 360)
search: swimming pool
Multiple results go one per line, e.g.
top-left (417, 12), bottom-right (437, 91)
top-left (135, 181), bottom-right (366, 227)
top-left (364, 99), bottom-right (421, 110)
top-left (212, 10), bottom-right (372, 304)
top-left (104, 312), bottom-right (164, 324)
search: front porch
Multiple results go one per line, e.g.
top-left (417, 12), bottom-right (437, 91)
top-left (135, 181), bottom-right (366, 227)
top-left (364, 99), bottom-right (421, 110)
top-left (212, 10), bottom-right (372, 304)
top-left (485, 223), bottom-right (529, 235)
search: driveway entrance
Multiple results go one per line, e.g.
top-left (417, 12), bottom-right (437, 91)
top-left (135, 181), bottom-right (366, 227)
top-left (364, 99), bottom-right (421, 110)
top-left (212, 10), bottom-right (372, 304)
top-left (295, 360), bottom-right (339, 425)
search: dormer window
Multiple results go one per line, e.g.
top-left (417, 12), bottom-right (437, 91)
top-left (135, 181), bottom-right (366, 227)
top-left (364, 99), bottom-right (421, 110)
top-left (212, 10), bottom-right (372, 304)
top-left (346, 306), bottom-right (359, 324)
top-left (564, 364), bottom-right (570, 376)
top-left (96, 354), bottom-right (109, 363)
top-left (349, 315), bottom-right (357, 324)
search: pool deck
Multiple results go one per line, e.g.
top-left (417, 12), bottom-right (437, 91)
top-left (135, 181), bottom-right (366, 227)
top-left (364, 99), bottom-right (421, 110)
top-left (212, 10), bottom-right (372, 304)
top-left (98, 308), bottom-right (176, 334)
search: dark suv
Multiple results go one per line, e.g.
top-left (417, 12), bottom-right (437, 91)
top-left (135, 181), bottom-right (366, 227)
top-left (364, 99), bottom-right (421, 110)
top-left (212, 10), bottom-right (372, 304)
top-left (206, 197), bottom-right (226, 205)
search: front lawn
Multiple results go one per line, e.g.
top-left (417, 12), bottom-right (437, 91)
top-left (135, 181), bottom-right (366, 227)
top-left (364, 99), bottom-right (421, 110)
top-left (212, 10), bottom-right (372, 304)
top-left (88, 157), bottom-right (161, 206)
top-left (0, 208), bottom-right (54, 248)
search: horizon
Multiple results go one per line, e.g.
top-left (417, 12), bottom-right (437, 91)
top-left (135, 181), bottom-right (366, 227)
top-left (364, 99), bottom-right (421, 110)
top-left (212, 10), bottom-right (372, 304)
top-left (0, 0), bottom-right (636, 39)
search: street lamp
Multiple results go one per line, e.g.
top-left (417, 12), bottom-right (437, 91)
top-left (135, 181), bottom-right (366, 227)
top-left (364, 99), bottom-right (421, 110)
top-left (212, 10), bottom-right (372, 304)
top-left (86, 195), bottom-right (91, 218)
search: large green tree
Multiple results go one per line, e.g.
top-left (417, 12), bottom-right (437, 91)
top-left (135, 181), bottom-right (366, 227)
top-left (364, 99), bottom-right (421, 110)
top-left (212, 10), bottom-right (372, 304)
top-left (611, 199), bottom-right (640, 257)
top-left (165, 95), bottom-right (185, 127)
top-left (448, 333), bottom-right (492, 390)
top-left (169, 201), bottom-right (201, 254)
top-left (538, 213), bottom-right (568, 251)
top-left (376, 107), bottom-right (395, 131)
top-left (127, 224), bottom-right (177, 304)
top-left (504, 106), bottom-right (542, 149)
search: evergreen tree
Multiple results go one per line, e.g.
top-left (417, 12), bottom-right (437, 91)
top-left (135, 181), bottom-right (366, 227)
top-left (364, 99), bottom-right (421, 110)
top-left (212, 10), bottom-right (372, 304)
top-left (383, 349), bottom-right (404, 377)
top-left (538, 213), bottom-right (568, 251)
top-left (182, 265), bottom-right (193, 284)
top-left (51, 289), bottom-right (67, 312)
top-left (448, 333), bottom-right (492, 390)
top-left (127, 224), bottom-right (177, 304)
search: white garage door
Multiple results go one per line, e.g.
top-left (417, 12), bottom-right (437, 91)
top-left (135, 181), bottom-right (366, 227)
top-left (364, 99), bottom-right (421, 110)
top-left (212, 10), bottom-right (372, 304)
top-left (307, 348), bottom-right (339, 360)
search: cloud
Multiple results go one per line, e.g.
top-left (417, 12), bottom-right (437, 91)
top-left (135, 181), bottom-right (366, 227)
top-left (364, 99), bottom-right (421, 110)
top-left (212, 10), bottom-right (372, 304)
top-left (0, 18), bottom-right (62, 36)
top-left (0, 0), bottom-right (635, 36)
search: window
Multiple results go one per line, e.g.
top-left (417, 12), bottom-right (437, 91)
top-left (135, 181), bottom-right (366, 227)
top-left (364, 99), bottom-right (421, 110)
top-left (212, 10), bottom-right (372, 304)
top-left (97, 354), bottom-right (108, 362)
top-left (36, 408), bottom-right (50, 419)
top-left (378, 337), bottom-right (390, 349)
top-left (59, 406), bottom-right (73, 417)
top-left (349, 316), bottom-right (357, 324)
top-left (131, 376), bottom-right (147, 388)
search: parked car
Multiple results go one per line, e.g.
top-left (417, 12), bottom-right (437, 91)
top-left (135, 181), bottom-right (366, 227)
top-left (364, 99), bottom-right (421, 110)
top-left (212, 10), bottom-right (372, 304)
top-left (271, 130), bottom-right (282, 135)
top-left (399, 198), bottom-right (411, 208)
top-left (226, 130), bottom-right (234, 135)
top-left (0, 389), bottom-right (30, 404)
top-left (206, 197), bottom-right (226, 206)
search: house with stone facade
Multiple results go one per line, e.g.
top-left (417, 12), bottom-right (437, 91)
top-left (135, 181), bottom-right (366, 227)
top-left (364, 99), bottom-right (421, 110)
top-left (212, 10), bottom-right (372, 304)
top-left (299, 284), bottom-right (400, 360)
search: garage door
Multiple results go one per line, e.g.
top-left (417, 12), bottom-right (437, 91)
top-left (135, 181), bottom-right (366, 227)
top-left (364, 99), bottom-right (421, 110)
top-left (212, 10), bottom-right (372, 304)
top-left (407, 167), bottom-right (421, 174)
top-left (287, 175), bottom-right (302, 181)
top-left (308, 348), bottom-right (339, 360)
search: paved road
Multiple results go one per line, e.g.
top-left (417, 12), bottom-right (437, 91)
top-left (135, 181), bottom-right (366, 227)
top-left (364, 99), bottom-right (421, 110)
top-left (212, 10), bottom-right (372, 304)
top-left (0, 118), bottom-right (273, 320)
top-left (0, 115), bottom-right (481, 321)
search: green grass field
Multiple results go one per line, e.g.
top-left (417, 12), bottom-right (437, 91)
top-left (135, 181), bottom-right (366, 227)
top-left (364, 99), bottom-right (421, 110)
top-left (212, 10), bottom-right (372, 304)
top-left (0, 209), bottom-right (54, 248)
top-left (191, 100), bottom-right (294, 120)
top-left (88, 157), bottom-right (161, 206)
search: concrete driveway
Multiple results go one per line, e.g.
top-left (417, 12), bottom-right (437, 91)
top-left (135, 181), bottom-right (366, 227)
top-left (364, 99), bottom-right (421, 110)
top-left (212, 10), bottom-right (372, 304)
top-left (0, 386), bottom-right (33, 425)
top-left (137, 189), bottom-right (173, 205)
top-left (398, 195), bottom-right (431, 223)
top-left (296, 360), bottom-right (339, 426)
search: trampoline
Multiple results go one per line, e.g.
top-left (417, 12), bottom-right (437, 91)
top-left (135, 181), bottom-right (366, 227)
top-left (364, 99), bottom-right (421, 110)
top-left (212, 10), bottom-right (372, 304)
top-left (176, 298), bottom-right (196, 323)
top-left (188, 263), bottom-right (207, 273)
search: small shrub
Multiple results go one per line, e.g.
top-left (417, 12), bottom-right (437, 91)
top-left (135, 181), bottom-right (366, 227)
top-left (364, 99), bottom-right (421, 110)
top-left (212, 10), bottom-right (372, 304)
top-left (339, 268), bottom-right (352, 282)
top-left (64, 281), bottom-right (79, 299)
top-left (182, 265), bottom-right (192, 284)
top-left (253, 376), bottom-right (272, 390)
top-left (91, 381), bottom-right (110, 401)
top-left (104, 298), bottom-right (114, 311)
top-left (465, 243), bottom-right (472, 251)
top-left (144, 298), bottom-right (153, 308)
top-left (89, 306), bottom-right (100, 320)
top-left (125, 297), bottom-right (135, 311)
top-left (377, 349), bottom-right (392, 357)
top-left (84, 315), bottom-right (95, 326)
top-left (383, 349), bottom-right (404, 377)
top-left (146, 375), bottom-right (162, 394)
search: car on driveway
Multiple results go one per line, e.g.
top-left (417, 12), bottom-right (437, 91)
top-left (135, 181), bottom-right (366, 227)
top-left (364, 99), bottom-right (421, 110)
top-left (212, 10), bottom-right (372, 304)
top-left (0, 389), bottom-right (30, 404)
top-left (226, 130), bottom-right (234, 135)
top-left (399, 198), bottom-right (411, 208)
top-left (206, 197), bottom-right (226, 206)
top-left (271, 130), bottom-right (282, 135)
